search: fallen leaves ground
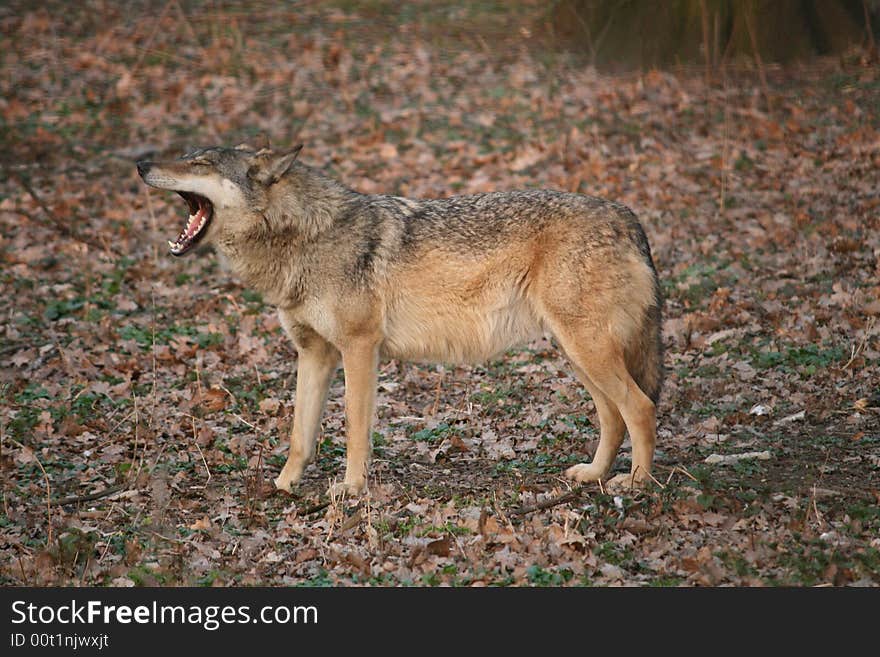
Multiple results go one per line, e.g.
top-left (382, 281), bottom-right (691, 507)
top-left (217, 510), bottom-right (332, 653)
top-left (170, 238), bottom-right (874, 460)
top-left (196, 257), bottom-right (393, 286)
top-left (1, 1), bottom-right (878, 587)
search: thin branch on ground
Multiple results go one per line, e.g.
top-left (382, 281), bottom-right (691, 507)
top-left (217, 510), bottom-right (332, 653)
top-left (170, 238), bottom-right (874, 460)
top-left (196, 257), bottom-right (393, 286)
top-left (6, 172), bottom-right (121, 256)
top-left (510, 486), bottom-right (586, 516)
top-left (7, 437), bottom-right (53, 545)
top-left (52, 484), bottom-right (126, 507)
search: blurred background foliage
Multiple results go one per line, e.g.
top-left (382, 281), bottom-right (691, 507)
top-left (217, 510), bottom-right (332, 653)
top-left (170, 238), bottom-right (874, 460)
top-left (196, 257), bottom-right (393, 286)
top-left (548, 0), bottom-right (879, 70)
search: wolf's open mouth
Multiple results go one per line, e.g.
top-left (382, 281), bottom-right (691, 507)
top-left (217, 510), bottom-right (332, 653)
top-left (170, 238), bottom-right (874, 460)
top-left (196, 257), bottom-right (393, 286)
top-left (168, 191), bottom-right (213, 255)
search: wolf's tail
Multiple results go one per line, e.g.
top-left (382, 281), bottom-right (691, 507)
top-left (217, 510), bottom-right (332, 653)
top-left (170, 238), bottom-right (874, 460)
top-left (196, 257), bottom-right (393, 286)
top-left (624, 223), bottom-right (664, 405)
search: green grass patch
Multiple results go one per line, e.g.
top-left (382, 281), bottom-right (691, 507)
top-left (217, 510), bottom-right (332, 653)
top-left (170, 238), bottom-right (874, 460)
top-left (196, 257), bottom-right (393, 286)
top-left (663, 260), bottom-right (736, 309)
top-left (751, 342), bottom-right (846, 376)
top-left (118, 323), bottom-right (224, 350)
top-left (526, 564), bottom-right (575, 586)
top-left (409, 422), bottom-right (457, 444)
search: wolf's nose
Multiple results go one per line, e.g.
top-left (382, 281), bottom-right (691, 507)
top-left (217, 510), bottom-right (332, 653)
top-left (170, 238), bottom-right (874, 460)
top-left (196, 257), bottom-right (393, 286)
top-left (136, 160), bottom-right (152, 177)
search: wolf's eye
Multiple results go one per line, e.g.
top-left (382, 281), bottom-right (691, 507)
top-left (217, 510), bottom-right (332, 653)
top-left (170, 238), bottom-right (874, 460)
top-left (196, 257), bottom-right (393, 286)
top-left (191, 159), bottom-right (211, 167)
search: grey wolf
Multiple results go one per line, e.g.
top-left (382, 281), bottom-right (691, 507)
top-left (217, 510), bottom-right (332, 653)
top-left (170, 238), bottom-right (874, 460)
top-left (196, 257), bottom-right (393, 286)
top-left (137, 144), bottom-right (663, 496)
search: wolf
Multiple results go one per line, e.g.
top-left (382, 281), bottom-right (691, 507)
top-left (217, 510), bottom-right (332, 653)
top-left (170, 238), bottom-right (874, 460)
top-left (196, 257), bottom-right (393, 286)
top-left (137, 144), bottom-right (663, 496)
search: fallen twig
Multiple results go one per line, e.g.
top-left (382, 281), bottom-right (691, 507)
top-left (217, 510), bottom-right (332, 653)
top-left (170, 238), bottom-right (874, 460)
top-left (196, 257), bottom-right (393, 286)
top-left (666, 465), bottom-right (699, 484)
top-left (52, 484), bottom-right (127, 506)
top-left (189, 415), bottom-right (211, 485)
top-left (0, 343), bottom-right (28, 357)
top-left (842, 317), bottom-right (874, 370)
top-left (642, 467), bottom-right (666, 490)
top-left (300, 499), bottom-right (332, 516)
top-left (7, 437), bottom-right (52, 545)
top-left (705, 450), bottom-right (772, 465)
top-left (338, 509), bottom-right (363, 533)
top-left (8, 171), bottom-right (121, 257)
top-left (150, 530), bottom-right (188, 544)
top-left (510, 486), bottom-right (585, 516)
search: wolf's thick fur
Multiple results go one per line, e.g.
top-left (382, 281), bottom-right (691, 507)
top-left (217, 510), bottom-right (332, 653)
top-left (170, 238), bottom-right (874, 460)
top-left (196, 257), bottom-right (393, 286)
top-left (138, 144), bottom-right (663, 495)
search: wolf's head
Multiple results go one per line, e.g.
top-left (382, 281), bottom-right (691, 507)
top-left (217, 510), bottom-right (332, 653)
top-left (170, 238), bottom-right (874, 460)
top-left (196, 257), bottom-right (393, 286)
top-left (137, 144), bottom-right (303, 256)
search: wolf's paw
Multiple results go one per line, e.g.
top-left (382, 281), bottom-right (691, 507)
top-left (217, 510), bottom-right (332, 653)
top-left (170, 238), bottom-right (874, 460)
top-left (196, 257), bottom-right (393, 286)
top-left (274, 476), bottom-right (295, 493)
top-left (274, 458), bottom-right (309, 493)
top-left (274, 470), bottom-right (303, 494)
top-left (603, 471), bottom-right (651, 494)
top-left (327, 478), bottom-right (366, 499)
top-left (564, 462), bottom-right (607, 483)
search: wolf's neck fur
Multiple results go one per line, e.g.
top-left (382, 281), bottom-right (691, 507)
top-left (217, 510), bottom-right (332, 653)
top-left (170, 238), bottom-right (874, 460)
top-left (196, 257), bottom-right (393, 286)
top-left (218, 163), bottom-right (358, 308)
top-left (264, 163), bottom-right (356, 240)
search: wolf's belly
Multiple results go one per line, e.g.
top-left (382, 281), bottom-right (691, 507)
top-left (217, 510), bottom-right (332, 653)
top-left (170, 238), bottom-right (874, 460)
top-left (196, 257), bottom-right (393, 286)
top-left (381, 293), bottom-right (543, 364)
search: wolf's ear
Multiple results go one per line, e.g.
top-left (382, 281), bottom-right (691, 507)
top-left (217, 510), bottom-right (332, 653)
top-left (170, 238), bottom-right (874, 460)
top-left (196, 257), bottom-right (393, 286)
top-left (251, 144), bottom-right (303, 185)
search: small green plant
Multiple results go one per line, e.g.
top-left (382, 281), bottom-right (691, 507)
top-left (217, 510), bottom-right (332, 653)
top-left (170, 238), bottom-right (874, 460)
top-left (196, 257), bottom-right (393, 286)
top-left (649, 576), bottom-right (684, 587)
top-left (526, 565), bottom-right (574, 586)
top-left (751, 342), bottom-right (845, 375)
top-left (409, 422), bottom-right (455, 444)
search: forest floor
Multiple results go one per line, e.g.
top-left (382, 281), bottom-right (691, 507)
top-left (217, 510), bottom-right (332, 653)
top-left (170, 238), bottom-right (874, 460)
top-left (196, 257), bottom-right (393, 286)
top-left (1, 1), bottom-right (879, 586)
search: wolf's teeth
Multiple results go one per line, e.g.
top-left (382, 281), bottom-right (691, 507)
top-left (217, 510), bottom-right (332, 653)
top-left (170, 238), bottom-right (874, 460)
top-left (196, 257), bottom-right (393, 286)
top-left (168, 240), bottom-right (177, 248)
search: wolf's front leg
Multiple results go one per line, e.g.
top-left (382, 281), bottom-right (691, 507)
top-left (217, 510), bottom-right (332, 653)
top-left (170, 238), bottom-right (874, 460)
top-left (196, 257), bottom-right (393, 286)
top-left (274, 339), bottom-right (339, 493)
top-left (332, 339), bottom-right (379, 496)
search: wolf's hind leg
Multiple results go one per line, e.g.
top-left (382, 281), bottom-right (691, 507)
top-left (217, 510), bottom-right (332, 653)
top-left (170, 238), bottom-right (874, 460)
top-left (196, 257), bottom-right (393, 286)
top-left (563, 364), bottom-right (626, 483)
top-left (554, 329), bottom-right (657, 489)
top-left (274, 339), bottom-right (339, 493)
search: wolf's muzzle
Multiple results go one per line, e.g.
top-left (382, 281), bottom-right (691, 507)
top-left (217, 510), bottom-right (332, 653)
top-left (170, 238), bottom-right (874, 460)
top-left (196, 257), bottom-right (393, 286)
top-left (136, 160), bottom-right (153, 177)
